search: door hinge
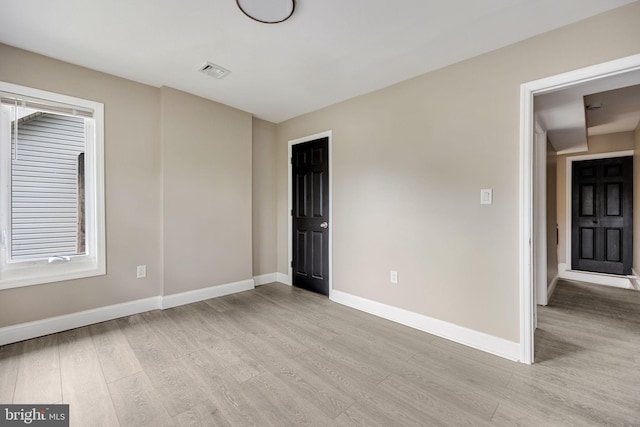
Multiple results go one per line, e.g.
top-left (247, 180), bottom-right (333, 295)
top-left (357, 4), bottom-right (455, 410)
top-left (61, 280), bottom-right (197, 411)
top-left (290, 260), bottom-right (293, 267)
top-left (290, 209), bottom-right (293, 216)
top-left (290, 157), bottom-right (293, 165)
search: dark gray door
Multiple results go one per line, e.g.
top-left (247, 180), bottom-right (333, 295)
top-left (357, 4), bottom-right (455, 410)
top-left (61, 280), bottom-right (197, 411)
top-left (572, 156), bottom-right (633, 275)
top-left (292, 137), bottom-right (329, 296)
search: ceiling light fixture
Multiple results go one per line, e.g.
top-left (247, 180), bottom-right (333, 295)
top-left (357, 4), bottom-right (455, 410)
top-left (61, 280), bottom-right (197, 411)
top-left (236, 0), bottom-right (295, 24)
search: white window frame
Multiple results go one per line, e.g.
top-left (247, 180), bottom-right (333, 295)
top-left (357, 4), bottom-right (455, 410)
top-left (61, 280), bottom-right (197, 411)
top-left (0, 81), bottom-right (105, 289)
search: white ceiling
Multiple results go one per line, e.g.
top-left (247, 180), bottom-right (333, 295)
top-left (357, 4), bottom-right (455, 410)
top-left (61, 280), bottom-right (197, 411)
top-left (585, 84), bottom-right (640, 136)
top-left (535, 70), bottom-right (640, 154)
top-left (0, 0), bottom-right (636, 123)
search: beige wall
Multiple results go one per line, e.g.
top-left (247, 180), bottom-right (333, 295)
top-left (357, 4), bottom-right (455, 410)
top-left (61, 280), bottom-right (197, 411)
top-left (0, 44), bottom-right (253, 327)
top-left (634, 122), bottom-right (640, 273)
top-left (252, 118), bottom-right (278, 276)
top-left (0, 44), bottom-right (162, 326)
top-left (275, 2), bottom-right (640, 342)
top-left (556, 132), bottom-right (635, 266)
top-left (546, 140), bottom-right (558, 287)
top-left (160, 87), bottom-right (252, 295)
top-left (1, 2), bottom-right (640, 342)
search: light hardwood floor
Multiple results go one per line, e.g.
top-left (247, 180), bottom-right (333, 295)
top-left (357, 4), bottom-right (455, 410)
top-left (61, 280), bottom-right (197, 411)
top-left (1, 280), bottom-right (639, 426)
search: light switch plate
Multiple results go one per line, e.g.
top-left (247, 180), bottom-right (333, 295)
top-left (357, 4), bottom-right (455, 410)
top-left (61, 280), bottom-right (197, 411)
top-left (390, 270), bottom-right (398, 284)
top-left (480, 189), bottom-right (493, 205)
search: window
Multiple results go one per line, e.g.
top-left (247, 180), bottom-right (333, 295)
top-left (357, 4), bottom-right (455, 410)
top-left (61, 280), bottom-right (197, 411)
top-left (0, 82), bottom-right (105, 289)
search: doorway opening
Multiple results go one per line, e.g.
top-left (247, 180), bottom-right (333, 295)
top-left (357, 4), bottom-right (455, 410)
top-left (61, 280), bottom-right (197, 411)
top-left (520, 54), bottom-right (640, 364)
top-left (287, 131), bottom-right (333, 297)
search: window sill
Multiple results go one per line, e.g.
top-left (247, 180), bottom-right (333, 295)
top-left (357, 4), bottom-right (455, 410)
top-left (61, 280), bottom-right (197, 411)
top-left (0, 260), bottom-right (105, 290)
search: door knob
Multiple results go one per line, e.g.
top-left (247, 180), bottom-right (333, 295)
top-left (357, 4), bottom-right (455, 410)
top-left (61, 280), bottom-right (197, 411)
top-left (320, 222), bottom-right (328, 229)
top-left (592, 220), bottom-right (598, 224)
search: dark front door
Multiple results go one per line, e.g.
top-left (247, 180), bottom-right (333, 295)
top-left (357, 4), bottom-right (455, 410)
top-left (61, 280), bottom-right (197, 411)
top-left (292, 137), bottom-right (329, 296)
top-left (572, 156), bottom-right (633, 275)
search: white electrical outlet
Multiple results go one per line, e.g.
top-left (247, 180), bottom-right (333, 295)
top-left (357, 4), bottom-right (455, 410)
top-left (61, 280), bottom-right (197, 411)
top-left (390, 270), bottom-right (398, 284)
top-left (136, 265), bottom-right (147, 279)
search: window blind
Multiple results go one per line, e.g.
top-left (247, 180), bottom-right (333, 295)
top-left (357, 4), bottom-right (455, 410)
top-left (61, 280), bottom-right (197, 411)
top-left (0, 92), bottom-right (94, 119)
top-left (9, 112), bottom-right (86, 259)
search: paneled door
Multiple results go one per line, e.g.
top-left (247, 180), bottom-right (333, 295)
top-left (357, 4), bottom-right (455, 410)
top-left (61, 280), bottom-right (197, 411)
top-left (292, 137), bottom-right (329, 295)
top-left (572, 156), bottom-right (633, 275)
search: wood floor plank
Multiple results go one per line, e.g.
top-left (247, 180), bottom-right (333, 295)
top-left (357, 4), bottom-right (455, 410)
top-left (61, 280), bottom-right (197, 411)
top-left (251, 309), bottom-right (339, 349)
top-left (273, 310), bottom-right (340, 342)
top-left (138, 355), bottom-right (207, 417)
top-left (256, 351), bottom-right (355, 419)
top-left (406, 346), bottom-right (513, 390)
top-left (391, 360), bottom-right (502, 421)
top-left (197, 339), bottom-right (263, 383)
top-left (3, 281), bottom-right (640, 425)
top-left (173, 399), bottom-right (232, 427)
top-left (294, 347), bottom-right (386, 400)
top-left (504, 372), bottom-right (639, 426)
top-left (378, 374), bottom-right (493, 426)
top-left (490, 401), bottom-right (570, 427)
top-left (162, 304), bottom-right (223, 348)
top-left (240, 372), bottom-right (337, 427)
top-left (428, 337), bottom-right (527, 375)
top-left (108, 372), bottom-right (173, 427)
top-left (117, 313), bottom-right (181, 364)
top-left (89, 320), bottom-right (143, 383)
top-left (526, 346), bottom-right (640, 400)
top-left (140, 310), bottom-right (200, 357)
top-left (202, 291), bottom-right (259, 317)
top-left (336, 326), bottom-right (424, 362)
top-left (252, 286), bottom-right (368, 337)
top-left (538, 311), bottom-right (639, 351)
top-left (327, 332), bottom-right (415, 377)
top-left (188, 301), bottom-right (246, 340)
top-left (58, 327), bottom-right (120, 427)
top-left (117, 313), bottom-right (208, 416)
top-left (182, 349), bottom-right (271, 426)
top-left (0, 341), bottom-right (22, 403)
top-left (335, 403), bottom-right (396, 427)
top-left (214, 305), bottom-right (270, 335)
top-left (233, 324), bottom-right (309, 361)
top-left (337, 383), bottom-right (450, 427)
top-left (346, 314), bottom-right (439, 355)
top-left (13, 334), bottom-right (61, 404)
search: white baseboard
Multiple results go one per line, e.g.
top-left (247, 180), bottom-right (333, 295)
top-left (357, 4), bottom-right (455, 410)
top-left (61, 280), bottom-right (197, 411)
top-left (547, 275), bottom-right (559, 301)
top-left (0, 296), bottom-right (162, 346)
top-left (276, 272), bottom-right (291, 286)
top-left (558, 263), bottom-right (636, 290)
top-left (161, 279), bottom-right (255, 309)
top-left (330, 290), bottom-right (520, 362)
top-left (0, 279), bottom-right (255, 346)
top-left (630, 269), bottom-right (640, 290)
top-left (253, 273), bottom-right (278, 286)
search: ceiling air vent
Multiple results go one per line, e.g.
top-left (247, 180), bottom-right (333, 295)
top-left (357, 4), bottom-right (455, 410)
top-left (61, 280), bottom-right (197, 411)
top-left (198, 62), bottom-right (231, 80)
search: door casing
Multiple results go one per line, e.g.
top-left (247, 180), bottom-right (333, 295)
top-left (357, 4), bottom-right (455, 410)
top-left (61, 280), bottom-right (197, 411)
top-left (288, 130), bottom-right (333, 297)
top-left (520, 53), bottom-right (640, 365)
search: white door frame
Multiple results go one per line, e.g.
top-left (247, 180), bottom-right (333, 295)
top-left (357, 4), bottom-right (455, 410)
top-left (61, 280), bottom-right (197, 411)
top-left (533, 122), bottom-right (548, 308)
top-left (519, 53), bottom-right (640, 365)
top-left (287, 130), bottom-right (333, 297)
